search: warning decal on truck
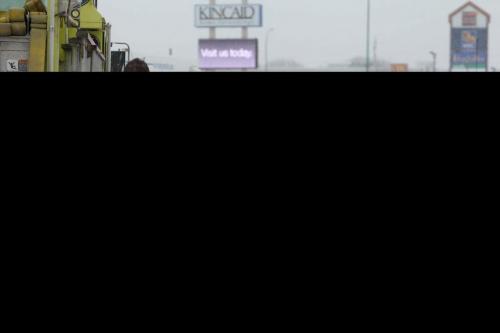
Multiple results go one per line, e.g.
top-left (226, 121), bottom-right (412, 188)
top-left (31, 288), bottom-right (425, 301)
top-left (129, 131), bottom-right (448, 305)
top-left (6, 59), bottom-right (28, 72)
top-left (6, 59), bottom-right (19, 72)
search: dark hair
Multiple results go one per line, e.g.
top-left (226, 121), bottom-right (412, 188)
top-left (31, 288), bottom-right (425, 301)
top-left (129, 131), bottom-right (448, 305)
top-left (124, 58), bottom-right (150, 72)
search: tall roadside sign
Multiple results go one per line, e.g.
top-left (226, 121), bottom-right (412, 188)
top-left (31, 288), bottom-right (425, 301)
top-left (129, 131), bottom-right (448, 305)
top-left (449, 1), bottom-right (490, 72)
top-left (195, 1), bottom-right (263, 70)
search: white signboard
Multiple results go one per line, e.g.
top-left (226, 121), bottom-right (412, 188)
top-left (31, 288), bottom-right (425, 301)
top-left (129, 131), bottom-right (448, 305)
top-left (195, 4), bottom-right (263, 28)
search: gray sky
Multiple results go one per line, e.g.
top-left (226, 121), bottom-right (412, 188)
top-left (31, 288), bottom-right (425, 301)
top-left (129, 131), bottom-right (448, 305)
top-left (99, 0), bottom-right (500, 69)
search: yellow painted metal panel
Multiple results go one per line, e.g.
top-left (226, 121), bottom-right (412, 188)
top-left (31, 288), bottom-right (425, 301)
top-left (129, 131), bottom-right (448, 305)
top-left (29, 28), bottom-right (46, 72)
top-left (80, 2), bottom-right (103, 30)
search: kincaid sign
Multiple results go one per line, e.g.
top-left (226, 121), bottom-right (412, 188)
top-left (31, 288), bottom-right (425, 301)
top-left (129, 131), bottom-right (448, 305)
top-left (195, 4), bottom-right (263, 28)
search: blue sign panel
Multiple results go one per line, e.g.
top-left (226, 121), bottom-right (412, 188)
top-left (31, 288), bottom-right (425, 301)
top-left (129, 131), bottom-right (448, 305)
top-left (451, 28), bottom-right (488, 69)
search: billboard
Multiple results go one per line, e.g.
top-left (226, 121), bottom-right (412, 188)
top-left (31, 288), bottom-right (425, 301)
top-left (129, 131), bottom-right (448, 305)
top-left (198, 39), bottom-right (258, 70)
top-left (451, 28), bottom-right (488, 69)
top-left (195, 4), bottom-right (263, 28)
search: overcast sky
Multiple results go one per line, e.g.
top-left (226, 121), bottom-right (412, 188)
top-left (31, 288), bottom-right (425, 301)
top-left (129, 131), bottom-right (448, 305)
top-left (99, 0), bottom-right (500, 69)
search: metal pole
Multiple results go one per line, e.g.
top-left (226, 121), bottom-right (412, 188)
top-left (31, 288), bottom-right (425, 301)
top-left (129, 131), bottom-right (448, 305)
top-left (81, 35), bottom-right (87, 72)
top-left (206, 0), bottom-right (216, 72)
top-left (106, 24), bottom-right (112, 72)
top-left (265, 28), bottom-right (274, 72)
top-left (209, 0), bottom-right (216, 39)
top-left (48, 0), bottom-right (56, 72)
top-left (486, 28), bottom-right (489, 72)
top-left (366, 0), bottom-right (371, 72)
top-left (242, 0), bottom-right (248, 39)
top-left (242, 0), bottom-right (248, 72)
top-left (476, 37), bottom-right (479, 72)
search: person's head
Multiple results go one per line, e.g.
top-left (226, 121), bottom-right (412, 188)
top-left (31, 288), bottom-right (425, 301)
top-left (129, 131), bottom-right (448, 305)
top-left (124, 58), bottom-right (150, 72)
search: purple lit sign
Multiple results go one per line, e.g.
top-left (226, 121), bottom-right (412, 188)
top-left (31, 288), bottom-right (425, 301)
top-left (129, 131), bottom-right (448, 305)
top-left (198, 39), bottom-right (258, 70)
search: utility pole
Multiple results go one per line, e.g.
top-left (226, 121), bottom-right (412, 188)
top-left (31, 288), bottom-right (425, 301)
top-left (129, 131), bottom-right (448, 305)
top-left (366, 0), bottom-right (371, 72)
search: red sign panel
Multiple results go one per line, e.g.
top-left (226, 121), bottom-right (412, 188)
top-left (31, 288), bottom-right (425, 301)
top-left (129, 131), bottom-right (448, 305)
top-left (463, 12), bottom-right (477, 26)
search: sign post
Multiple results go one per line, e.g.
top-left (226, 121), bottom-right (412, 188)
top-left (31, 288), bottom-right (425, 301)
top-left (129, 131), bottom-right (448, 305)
top-left (209, 0), bottom-right (216, 40)
top-left (242, 0), bottom-right (248, 39)
top-left (242, 0), bottom-right (248, 71)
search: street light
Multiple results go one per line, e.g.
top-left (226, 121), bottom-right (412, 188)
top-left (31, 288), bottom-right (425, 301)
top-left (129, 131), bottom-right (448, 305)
top-left (366, 0), bottom-right (371, 72)
top-left (265, 28), bottom-right (275, 72)
top-left (430, 51), bottom-right (437, 72)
